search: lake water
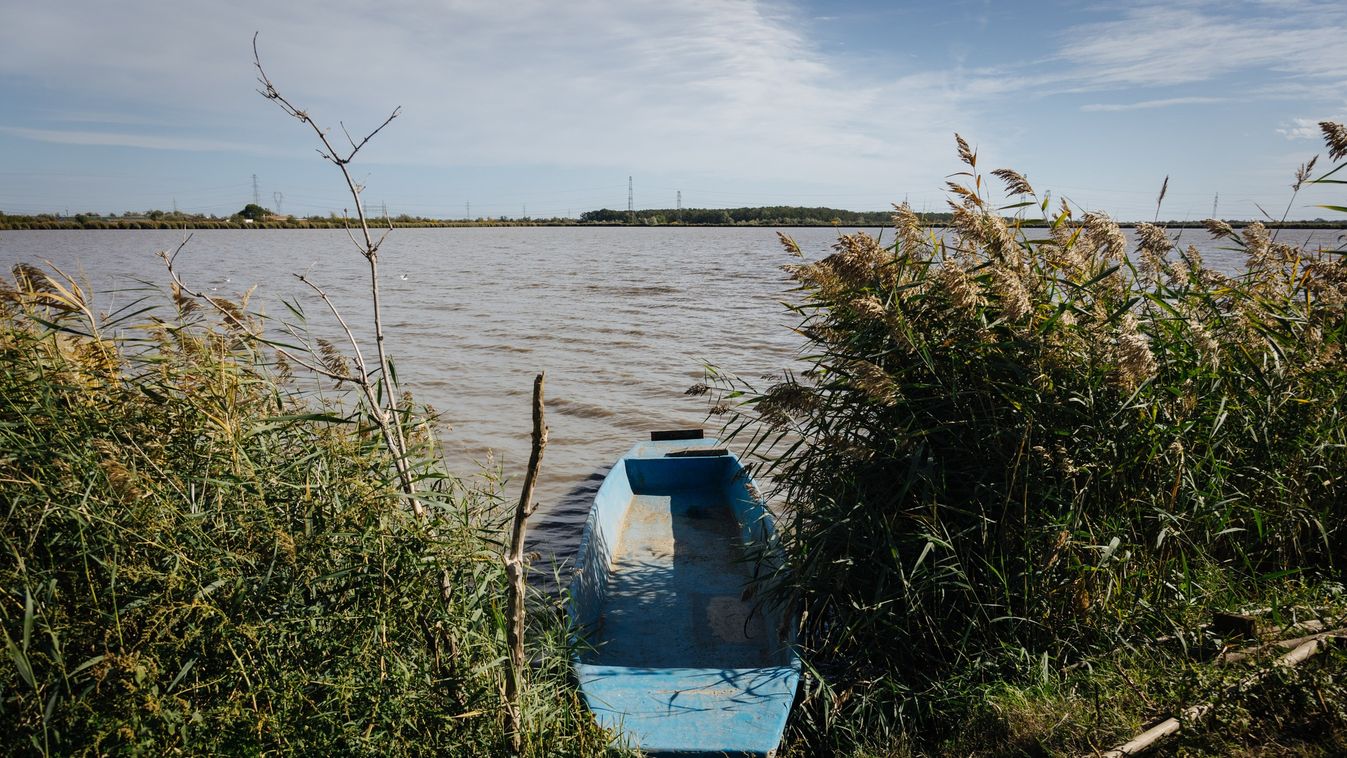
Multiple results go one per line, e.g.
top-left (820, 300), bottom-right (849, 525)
top-left (3, 225), bottom-right (1342, 573)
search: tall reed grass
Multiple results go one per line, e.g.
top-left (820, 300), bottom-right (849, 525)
top-left (0, 266), bottom-right (609, 755)
top-left (714, 125), bottom-right (1347, 753)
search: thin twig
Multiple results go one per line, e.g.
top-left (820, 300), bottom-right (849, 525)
top-left (294, 272), bottom-right (372, 384)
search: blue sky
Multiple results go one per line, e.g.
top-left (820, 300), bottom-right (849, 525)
top-left (1, 0), bottom-right (1344, 220)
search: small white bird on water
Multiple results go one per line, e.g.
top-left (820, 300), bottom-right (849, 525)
top-left (399, 273), bottom-right (409, 280)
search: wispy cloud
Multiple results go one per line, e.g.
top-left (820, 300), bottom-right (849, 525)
top-left (1081, 96), bottom-right (1228, 112)
top-left (0, 126), bottom-right (266, 153)
top-left (37, 110), bottom-right (162, 126)
top-left (1053, 1), bottom-right (1347, 90)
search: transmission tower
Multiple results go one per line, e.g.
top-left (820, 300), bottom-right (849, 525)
top-left (252, 174), bottom-right (260, 206)
top-left (676, 190), bottom-right (682, 223)
top-left (273, 191), bottom-right (284, 215)
top-left (465, 201), bottom-right (470, 220)
top-left (627, 176), bottom-right (634, 224)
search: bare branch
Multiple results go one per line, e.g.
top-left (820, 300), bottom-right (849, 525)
top-left (340, 121), bottom-right (359, 153)
top-left (341, 108), bottom-right (401, 164)
top-left (341, 215), bottom-right (365, 255)
top-left (167, 234), bottom-right (193, 267)
top-left (293, 271), bottom-right (373, 382)
top-left (253, 32), bottom-right (415, 498)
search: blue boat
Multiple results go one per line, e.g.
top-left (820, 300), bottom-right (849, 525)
top-left (567, 431), bottom-right (799, 757)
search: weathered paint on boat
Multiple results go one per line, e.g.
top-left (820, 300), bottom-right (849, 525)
top-left (568, 436), bottom-right (799, 757)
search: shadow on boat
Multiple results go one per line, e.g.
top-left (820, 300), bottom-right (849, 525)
top-left (577, 665), bottom-right (798, 714)
top-left (581, 487), bottom-right (784, 670)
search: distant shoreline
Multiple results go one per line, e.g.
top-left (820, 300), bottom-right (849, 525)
top-left (3, 219), bottom-right (1345, 231)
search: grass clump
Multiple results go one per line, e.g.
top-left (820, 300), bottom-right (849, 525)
top-left (717, 127), bottom-right (1347, 754)
top-left (0, 265), bottom-right (610, 755)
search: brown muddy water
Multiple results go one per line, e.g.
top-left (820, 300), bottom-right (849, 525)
top-left (3, 225), bottom-right (1341, 574)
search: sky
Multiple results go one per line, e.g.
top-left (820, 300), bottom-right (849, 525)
top-left (1, 0), bottom-right (1344, 221)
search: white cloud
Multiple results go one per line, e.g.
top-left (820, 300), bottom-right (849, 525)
top-left (0, 0), bottom-right (970, 191)
top-left (1278, 111), bottom-right (1347, 141)
top-left (1279, 118), bottom-right (1324, 140)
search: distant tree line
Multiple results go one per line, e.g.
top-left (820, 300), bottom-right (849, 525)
top-left (577, 206), bottom-right (922, 226)
top-left (576, 206), bottom-right (1347, 228)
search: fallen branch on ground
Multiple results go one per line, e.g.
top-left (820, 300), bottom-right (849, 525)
top-left (1092, 635), bottom-right (1343, 757)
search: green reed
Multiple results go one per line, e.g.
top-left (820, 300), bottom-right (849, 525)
top-left (714, 128), bottom-right (1347, 753)
top-left (0, 266), bottom-right (612, 755)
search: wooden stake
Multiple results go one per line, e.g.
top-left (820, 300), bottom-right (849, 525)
top-left (504, 372), bottom-right (547, 752)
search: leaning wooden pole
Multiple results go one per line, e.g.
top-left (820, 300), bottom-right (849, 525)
top-left (504, 372), bottom-right (547, 752)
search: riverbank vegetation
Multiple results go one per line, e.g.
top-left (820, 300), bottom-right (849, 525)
top-left (711, 124), bottom-right (1347, 756)
top-left (0, 264), bottom-right (613, 755)
top-left (7, 208), bottom-right (1345, 232)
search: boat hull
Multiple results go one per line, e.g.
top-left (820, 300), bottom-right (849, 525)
top-left (568, 438), bottom-right (798, 757)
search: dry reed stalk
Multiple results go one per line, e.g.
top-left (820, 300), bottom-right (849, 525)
top-left (992, 167), bottom-right (1035, 197)
top-left (1320, 121), bottom-right (1347, 161)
